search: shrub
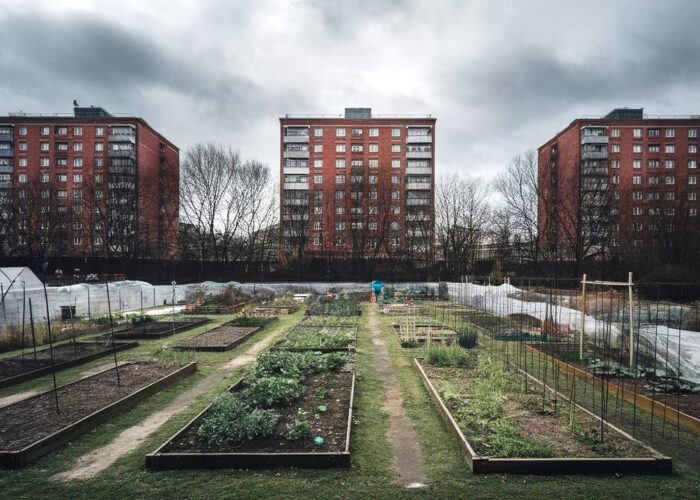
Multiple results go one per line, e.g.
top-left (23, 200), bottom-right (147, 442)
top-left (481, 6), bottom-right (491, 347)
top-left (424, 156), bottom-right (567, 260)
top-left (425, 344), bottom-right (475, 368)
top-left (286, 408), bottom-right (311, 441)
top-left (131, 314), bottom-right (154, 326)
top-left (196, 394), bottom-right (278, 445)
top-left (229, 316), bottom-right (273, 327)
top-left (457, 331), bottom-right (478, 349)
top-left (241, 376), bottom-right (305, 408)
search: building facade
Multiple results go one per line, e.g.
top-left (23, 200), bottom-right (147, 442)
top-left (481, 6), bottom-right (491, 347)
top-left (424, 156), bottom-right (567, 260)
top-left (0, 105), bottom-right (179, 259)
top-left (538, 108), bottom-right (699, 259)
top-left (279, 108), bottom-right (436, 262)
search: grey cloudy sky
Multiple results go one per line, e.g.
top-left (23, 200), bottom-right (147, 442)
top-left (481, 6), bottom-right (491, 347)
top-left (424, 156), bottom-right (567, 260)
top-left (2, 0), bottom-right (700, 181)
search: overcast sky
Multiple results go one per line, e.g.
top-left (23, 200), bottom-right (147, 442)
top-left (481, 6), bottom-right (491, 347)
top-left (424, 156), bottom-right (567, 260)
top-left (2, 0), bottom-right (700, 182)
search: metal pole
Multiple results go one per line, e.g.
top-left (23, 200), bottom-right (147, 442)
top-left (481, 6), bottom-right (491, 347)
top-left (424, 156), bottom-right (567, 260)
top-left (87, 286), bottom-right (92, 329)
top-left (29, 298), bottom-right (38, 362)
top-left (105, 282), bottom-right (121, 387)
top-left (628, 272), bottom-right (634, 368)
top-left (21, 282), bottom-right (26, 360)
top-left (580, 273), bottom-right (587, 360)
top-left (42, 283), bottom-right (60, 414)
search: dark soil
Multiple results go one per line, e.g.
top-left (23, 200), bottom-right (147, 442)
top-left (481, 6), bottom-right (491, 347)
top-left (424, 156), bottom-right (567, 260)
top-left (164, 371), bottom-right (352, 454)
top-left (96, 319), bottom-right (205, 340)
top-left (0, 342), bottom-right (132, 379)
top-left (0, 362), bottom-right (186, 451)
top-left (173, 325), bottom-right (260, 349)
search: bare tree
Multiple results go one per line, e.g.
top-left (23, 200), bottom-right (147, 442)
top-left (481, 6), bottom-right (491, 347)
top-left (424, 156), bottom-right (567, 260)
top-left (435, 173), bottom-right (491, 277)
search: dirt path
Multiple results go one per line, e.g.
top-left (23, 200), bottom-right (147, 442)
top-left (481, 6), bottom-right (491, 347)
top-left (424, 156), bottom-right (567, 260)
top-left (367, 306), bottom-right (428, 488)
top-left (52, 324), bottom-right (288, 481)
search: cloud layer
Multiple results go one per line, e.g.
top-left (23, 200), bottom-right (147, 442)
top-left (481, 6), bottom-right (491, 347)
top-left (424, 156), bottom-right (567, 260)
top-left (2, 0), bottom-right (699, 182)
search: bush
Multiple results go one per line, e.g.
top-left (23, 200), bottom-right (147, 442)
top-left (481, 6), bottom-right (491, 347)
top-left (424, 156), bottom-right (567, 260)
top-left (131, 314), bottom-right (154, 326)
top-left (196, 394), bottom-right (278, 445)
top-left (457, 331), bottom-right (478, 349)
top-left (241, 376), bottom-right (305, 408)
top-left (425, 345), bottom-right (475, 368)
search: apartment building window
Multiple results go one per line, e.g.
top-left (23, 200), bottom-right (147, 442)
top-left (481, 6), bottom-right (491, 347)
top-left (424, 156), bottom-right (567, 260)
top-left (689, 144), bottom-right (697, 154)
top-left (369, 222), bottom-right (378, 230)
top-left (368, 175), bottom-right (378, 184)
top-left (392, 237), bottom-right (400, 246)
top-left (691, 208), bottom-right (698, 217)
top-left (665, 128), bottom-right (675, 138)
top-left (55, 142), bottom-right (68, 151)
top-left (648, 129), bottom-right (660, 137)
top-left (649, 175), bottom-right (659, 184)
top-left (73, 203), bottom-right (82, 214)
top-left (665, 208), bottom-right (675, 216)
top-left (648, 144), bottom-right (660, 153)
top-left (95, 190), bottom-right (103, 199)
top-left (351, 175), bottom-right (363, 183)
top-left (336, 128), bottom-right (345, 137)
top-left (689, 192), bottom-right (698, 201)
top-left (335, 159), bottom-right (345, 168)
top-left (314, 190), bottom-right (323, 201)
top-left (74, 127), bottom-right (83, 136)
top-left (95, 142), bottom-right (104, 152)
top-left (633, 191), bottom-right (643, 200)
top-left (351, 144), bottom-right (363, 152)
top-left (368, 159), bottom-right (378, 168)
top-left (40, 158), bottom-right (49, 167)
top-left (18, 173), bottom-right (27, 183)
top-left (690, 175), bottom-right (698, 185)
top-left (335, 174), bottom-right (345, 184)
top-left (314, 206), bottom-right (322, 214)
top-left (611, 160), bottom-right (620, 169)
top-left (18, 126), bottom-right (27, 136)
top-left (648, 191), bottom-right (660, 200)
top-left (390, 222), bottom-right (400, 231)
top-left (40, 126), bottom-right (50, 136)
top-left (633, 144), bottom-right (642, 153)
top-left (73, 157), bottom-right (82, 167)
top-left (633, 159), bottom-right (641, 169)
top-left (40, 189), bottom-right (50, 199)
top-left (18, 158), bottom-right (27, 167)
top-left (391, 144), bottom-right (401, 153)
top-left (391, 128), bottom-right (401, 137)
top-left (369, 144), bottom-right (379, 153)
top-left (56, 174), bottom-right (67, 183)
top-left (665, 144), bottom-right (675, 153)
top-left (95, 126), bottom-right (104, 136)
top-left (73, 188), bottom-right (83, 198)
top-left (690, 160), bottom-right (698, 169)
top-left (56, 126), bottom-right (67, 135)
top-left (391, 190), bottom-right (400, 199)
top-left (648, 160), bottom-right (659, 168)
top-left (632, 206), bottom-right (642, 216)
top-left (95, 173), bottom-right (103, 183)
top-left (73, 236), bottom-right (82, 246)
top-left (335, 206), bottom-right (344, 215)
top-left (314, 159), bottom-right (323, 168)
top-left (391, 174), bottom-right (399, 184)
top-left (73, 142), bottom-right (82, 152)
top-left (665, 160), bottom-right (675, 168)
top-left (312, 237), bottom-right (320, 246)
top-left (73, 173), bottom-right (83, 183)
top-left (689, 129), bottom-right (698, 138)
top-left (611, 144), bottom-right (620, 153)
top-left (664, 176), bottom-right (675, 185)
top-left (391, 205), bottom-right (400, 214)
top-left (351, 128), bottom-right (362, 136)
top-left (40, 142), bottom-right (49, 151)
top-left (633, 128), bottom-right (642, 138)
top-left (336, 143), bottom-right (345, 153)
top-left (313, 174), bottom-right (323, 184)
top-left (632, 175), bottom-right (641, 185)
top-left (369, 190), bottom-right (378, 199)
top-left (611, 128), bottom-right (620, 137)
top-left (612, 175), bottom-right (620, 184)
top-left (369, 128), bottom-right (379, 137)
top-left (313, 221), bottom-right (321, 231)
top-left (335, 190), bottom-right (344, 200)
top-left (391, 159), bottom-right (400, 169)
top-left (41, 173), bottom-right (49, 183)
top-left (314, 144), bottom-right (323, 153)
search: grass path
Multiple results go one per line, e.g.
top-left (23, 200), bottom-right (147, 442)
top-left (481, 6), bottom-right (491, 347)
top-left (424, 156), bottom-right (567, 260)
top-left (366, 305), bottom-right (428, 488)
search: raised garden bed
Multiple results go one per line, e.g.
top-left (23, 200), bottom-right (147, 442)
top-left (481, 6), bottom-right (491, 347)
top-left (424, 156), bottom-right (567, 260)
top-left (97, 318), bottom-right (208, 340)
top-left (247, 305), bottom-right (299, 317)
top-left (172, 325), bottom-right (261, 352)
top-left (274, 325), bottom-right (357, 352)
top-left (0, 361), bottom-right (197, 468)
top-left (415, 354), bottom-right (672, 474)
top-left (147, 351), bottom-right (355, 469)
top-left (380, 303), bottom-right (421, 316)
top-left (186, 303), bottom-right (247, 315)
top-left (393, 322), bottom-right (458, 345)
top-left (526, 342), bottom-right (700, 434)
top-left (307, 297), bottom-right (361, 317)
top-left (0, 341), bottom-right (139, 389)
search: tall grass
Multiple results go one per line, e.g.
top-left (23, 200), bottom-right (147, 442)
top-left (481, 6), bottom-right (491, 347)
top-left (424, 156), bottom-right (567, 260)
top-left (424, 344), bottom-right (476, 368)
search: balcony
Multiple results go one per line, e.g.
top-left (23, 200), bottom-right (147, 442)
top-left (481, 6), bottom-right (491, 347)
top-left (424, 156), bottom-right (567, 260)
top-left (406, 182), bottom-right (431, 190)
top-left (581, 135), bottom-right (609, 145)
top-left (406, 198), bottom-right (430, 206)
top-left (283, 198), bottom-right (308, 206)
top-left (406, 214), bottom-right (431, 222)
top-left (0, 149), bottom-right (13, 158)
top-left (109, 149), bottom-right (136, 158)
top-left (406, 134), bottom-right (432, 144)
top-left (406, 166), bottom-right (432, 175)
top-left (0, 133), bottom-right (13, 142)
top-left (109, 134), bottom-right (136, 143)
top-left (283, 167), bottom-right (310, 175)
top-left (283, 182), bottom-right (309, 190)
top-left (283, 134), bottom-right (309, 143)
top-left (282, 214), bottom-right (308, 221)
top-left (0, 164), bottom-right (13, 174)
top-left (581, 151), bottom-right (608, 160)
top-left (0, 180), bottom-right (11, 189)
top-left (406, 150), bottom-right (432, 159)
top-left (283, 150), bottom-right (309, 159)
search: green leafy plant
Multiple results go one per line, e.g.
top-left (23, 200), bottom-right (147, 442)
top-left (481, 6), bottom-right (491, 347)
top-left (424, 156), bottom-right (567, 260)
top-left (286, 408), bottom-right (311, 441)
top-left (241, 376), bottom-right (305, 408)
top-left (196, 394), bottom-right (278, 445)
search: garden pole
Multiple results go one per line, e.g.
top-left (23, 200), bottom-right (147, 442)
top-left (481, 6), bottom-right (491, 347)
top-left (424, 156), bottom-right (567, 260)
top-left (105, 282), bottom-right (121, 387)
top-left (87, 286), bottom-right (92, 329)
top-left (21, 281), bottom-right (26, 361)
top-left (42, 283), bottom-right (60, 415)
top-left (580, 274), bottom-right (587, 360)
top-left (28, 298), bottom-right (38, 363)
top-left (628, 272), bottom-right (634, 368)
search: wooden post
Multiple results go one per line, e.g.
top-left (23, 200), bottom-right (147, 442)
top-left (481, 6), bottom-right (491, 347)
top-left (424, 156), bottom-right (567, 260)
top-left (628, 272), bottom-right (634, 368)
top-left (580, 274), bottom-right (587, 360)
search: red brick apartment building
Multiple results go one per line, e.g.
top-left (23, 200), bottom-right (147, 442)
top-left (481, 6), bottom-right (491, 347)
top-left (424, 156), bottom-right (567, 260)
top-left (279, 108), bottom-right (435, 260)
top-left (0, 105), bottom-right (179, 259)
top-left (538, 108), bottom-right (699, 259)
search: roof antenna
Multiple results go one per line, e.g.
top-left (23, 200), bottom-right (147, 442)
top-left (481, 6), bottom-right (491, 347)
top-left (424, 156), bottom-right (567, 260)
top-left (73, 99), bottom-right (79, 107)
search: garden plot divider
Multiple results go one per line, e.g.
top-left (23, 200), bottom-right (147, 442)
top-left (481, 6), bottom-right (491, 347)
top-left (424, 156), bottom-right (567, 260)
top-left (0, 361), bottom-right (197, 469)
top-left (107, 318), bottom-right (209, 340)
top-left (414, 358), bottom-right (672, 474)
top-left (171, 318), bottom-right (277, 352)
top-left (146, 371), bottom-right (356, 469)
top-left (0, 341), bottom-right (139, 389)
